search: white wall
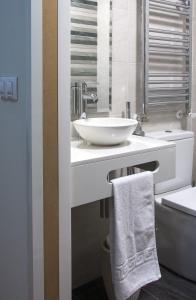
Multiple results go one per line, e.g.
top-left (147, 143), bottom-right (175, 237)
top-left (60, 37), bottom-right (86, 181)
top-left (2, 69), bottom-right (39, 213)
top-left (0, 1), bottom-right (32, 299)
top-left (111, 0), bottom-right (138, 116)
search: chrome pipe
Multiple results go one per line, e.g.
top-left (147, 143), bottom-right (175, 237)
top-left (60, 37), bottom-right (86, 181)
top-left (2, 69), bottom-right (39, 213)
top-left (126, 101), bottom-right (131, 119)
top-left (149, 50), bottom-right (189, 56)
top-left (149, 43), bottom-right (189, 50)
top-left (150, 4), bottom-right (190, 15)
top-left (149, 80), bottom-right (189, 84)
top-left (148, 93), bottom-right (189, 99)
top-left (149, 0), bottom-right (190, 9)
top-left (149, 35), bottom-right (189, 43)
top-left (148, 100), bottom-right (189, 106)
top-left (149, 87), bottom-right (189, 91)
top-left (149, 28), bottom-right (189, 36)
top-left (149, 73), bottom-right (189, 77)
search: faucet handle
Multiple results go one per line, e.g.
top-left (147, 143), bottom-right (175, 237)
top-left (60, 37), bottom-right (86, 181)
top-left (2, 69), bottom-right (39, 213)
top-left (81, 81), bottom-right (88, 93)
top-left (126, 101), bottom-right (131, 119)
top-left (133, 114), bottom-right (145, 136)
top-left (80, 112), bottom-right (87, 119)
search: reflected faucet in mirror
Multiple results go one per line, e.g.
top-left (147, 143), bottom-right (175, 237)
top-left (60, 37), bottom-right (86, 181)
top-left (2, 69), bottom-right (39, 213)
top-left (71, 81), bottom-right (98, 120)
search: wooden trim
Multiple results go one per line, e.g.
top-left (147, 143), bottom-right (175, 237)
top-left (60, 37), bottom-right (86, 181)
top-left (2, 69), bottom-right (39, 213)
top-left (31, 0), bottom-right (44, 299)
top-left (43, 0), bottom-right (59, 299)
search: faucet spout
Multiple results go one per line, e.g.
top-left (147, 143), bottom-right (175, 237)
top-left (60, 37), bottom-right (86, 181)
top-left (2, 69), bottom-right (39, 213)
top-left (71, 81), bottom-right (98, 120)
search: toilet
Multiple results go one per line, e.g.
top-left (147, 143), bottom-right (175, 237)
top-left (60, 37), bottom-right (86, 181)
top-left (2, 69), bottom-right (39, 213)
top-left (146, 129), bottom-right (196, 281)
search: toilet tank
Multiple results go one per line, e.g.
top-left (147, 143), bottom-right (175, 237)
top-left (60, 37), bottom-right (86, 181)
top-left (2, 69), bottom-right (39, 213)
top-left (146, 130), bottom-right (194, 195)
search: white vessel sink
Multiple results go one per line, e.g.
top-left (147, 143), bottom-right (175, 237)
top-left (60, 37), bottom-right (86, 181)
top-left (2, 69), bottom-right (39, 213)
top-left (73, 117), bottom-right (138, 145)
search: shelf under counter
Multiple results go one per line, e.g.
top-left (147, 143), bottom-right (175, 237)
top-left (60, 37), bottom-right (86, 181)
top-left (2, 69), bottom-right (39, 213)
top-left (71, 135), bottom-right (176, 207)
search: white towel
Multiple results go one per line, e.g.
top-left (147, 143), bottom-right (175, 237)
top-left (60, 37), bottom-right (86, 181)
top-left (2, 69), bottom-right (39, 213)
top-left (110, 171), bottom-right (161, 300)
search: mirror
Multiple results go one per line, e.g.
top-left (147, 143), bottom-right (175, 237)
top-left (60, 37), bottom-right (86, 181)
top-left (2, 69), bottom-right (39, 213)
top-left (71, 0), bottom-right (112, 118)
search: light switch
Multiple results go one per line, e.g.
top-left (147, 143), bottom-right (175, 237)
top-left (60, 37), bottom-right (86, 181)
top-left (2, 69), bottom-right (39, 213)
top-left (0, 76), bottom-right (18, 101)
top-left (0, 79), bottom-right (5, 97)
top-left (6, 80), bottom-right (13, 96)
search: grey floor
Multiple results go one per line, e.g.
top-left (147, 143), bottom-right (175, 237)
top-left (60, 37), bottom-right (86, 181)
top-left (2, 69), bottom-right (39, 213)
top-left (73, 266), bottom-right (196, 300)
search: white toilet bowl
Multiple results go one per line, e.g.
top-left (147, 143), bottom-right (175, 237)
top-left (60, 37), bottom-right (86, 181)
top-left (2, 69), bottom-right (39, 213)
top-left (155, 186), bottom-right (196, 281)
top-left (146, 129), bottom-right (195, 281)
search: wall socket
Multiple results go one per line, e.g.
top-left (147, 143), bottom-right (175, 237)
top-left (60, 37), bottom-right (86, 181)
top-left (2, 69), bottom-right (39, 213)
top-left (0, 76), bottom-right (18, 101)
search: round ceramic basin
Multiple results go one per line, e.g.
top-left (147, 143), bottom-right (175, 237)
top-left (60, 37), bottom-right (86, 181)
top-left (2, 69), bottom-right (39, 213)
top-left (73, 117), bottom-right (138, 146)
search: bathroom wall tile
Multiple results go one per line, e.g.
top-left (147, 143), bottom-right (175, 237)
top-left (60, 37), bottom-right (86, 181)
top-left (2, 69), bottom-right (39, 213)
top-left (143, 112), bottom-right (182, 132)
top-left (191, 65), bottom-right (196, 113)
top-left (127, 0), bottom-right (137, 64)
top-left (191, 118), bottom-right (196, 182)
top-left (112, 8), bottom-right (131, 63)
top-left (112, 2), bottom-right (137, 64)
top-left (112, 0), bottom-right (128, 10)
top-left (192, 21), bottom-right (196, 66)
top-left (128, 63), bottom-right (137, 114)
top-left (111, 61), bottom-right (129, 117)
top-left (191, 3), bottom-right (196, 184)
top-left (193, 150), bottom-right (196, 183)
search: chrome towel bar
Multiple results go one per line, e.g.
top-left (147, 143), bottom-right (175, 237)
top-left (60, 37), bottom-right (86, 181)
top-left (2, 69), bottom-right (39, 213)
top-left (149, 0), bottom-right (190, 9)
top-left (149, 28), bottom-right (189, 36)
top-left (149, 4), bottom-right (190, 15)
top-left (149, 35), bottom-right (189, 43)
top-left (149, 87), bottom-right (189, 92)
top-left (149, 43), bottom-right (189, 50)
top-left (148, 94), bottom-right (189, 99)
top-left (139, 0), bottom-right (192, 114)
top-left (149, 80), bottom-right (189, 84)
top-left (149, 50), bottom-right (189, 56)
top-left (149, 73), bottom-right (189, 77)
top-left (148, 100), bottom-right (189, 106)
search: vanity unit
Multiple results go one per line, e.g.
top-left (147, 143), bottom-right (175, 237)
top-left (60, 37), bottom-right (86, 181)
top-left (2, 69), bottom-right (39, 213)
top-left (71, 134), bottom-right (176, 207)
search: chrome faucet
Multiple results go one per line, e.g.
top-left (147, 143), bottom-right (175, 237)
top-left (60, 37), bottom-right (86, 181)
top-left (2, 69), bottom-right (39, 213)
top-left (71, 81), bottom-right (98, 119)
top-left (133, 114), bottom-right (145, 136)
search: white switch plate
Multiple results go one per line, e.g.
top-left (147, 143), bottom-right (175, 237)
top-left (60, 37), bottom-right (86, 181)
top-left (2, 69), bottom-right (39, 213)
top-left (0, 76), bottom-right (18, 101)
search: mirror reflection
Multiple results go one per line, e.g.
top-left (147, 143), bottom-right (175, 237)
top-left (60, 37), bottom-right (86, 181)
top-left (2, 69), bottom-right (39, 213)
top-left (71, 0), bottom-right (112, 120)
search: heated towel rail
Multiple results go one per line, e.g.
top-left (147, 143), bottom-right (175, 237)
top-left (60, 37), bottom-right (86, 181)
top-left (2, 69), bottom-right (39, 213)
top-left (138, 0), bottom-right (192, 115)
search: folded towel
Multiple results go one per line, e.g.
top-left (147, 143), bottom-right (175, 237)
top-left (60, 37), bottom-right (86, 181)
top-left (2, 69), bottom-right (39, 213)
top-left (110, 171), bottom-right (161, 300)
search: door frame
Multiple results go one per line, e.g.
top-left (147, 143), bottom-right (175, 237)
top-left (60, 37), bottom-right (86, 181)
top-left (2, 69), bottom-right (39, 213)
top-left (31, 0), bottom-right (72, 299)
top-left (31, 1), bottom-right (44, 299)
top-left (58, 0), bottom-right (72, 300)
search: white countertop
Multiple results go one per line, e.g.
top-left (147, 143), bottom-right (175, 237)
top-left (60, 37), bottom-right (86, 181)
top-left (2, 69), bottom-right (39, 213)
top-left (71, 135), bottom-right (175, 166)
